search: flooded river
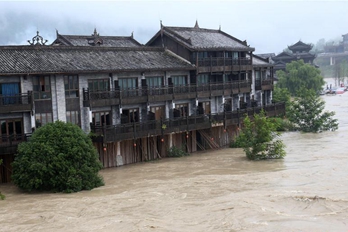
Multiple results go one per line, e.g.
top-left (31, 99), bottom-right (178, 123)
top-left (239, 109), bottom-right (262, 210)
top-left (1, 82), bottom-right (348, 231)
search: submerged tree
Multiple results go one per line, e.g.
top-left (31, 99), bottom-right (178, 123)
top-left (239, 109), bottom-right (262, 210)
top-left (12, 121), bottom-right (104, 193)
top-left (276, 60), bottom-right (325, 96)
top-left (235, 111), bottom-right (286, 160)
top-left (287, 88), bottom-right (338, 133)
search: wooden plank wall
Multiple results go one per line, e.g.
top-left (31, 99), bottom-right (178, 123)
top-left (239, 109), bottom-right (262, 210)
top-left (210, 125), bottom-right (239, 148)
top-left (0, 154), bottom-right (14, 183)
top-left (96, 135), bottom-right (172, 168)
top-left (95, 127), bottom-right (239, 170)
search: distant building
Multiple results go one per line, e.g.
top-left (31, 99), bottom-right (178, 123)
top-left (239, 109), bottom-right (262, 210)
top-left (324, 33), bottom-right (348, 53)
top-left (272, 41), bottom-right (316, 72)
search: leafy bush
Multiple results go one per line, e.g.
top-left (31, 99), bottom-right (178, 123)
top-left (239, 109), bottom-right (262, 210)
top-left (230, 135), bottom-right (244, 148)
top-left (12, 121), bottom-right (104, 193)
top-left (271, 117), bottom-right (295, 132)
top-left (237, 111), bottom-right (286, 160)
top-left (167, 146), bottom-right (190, 157)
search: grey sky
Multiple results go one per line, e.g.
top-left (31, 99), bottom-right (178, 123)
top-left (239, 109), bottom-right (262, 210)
top-left (1, 0), bottom-right (347, 54)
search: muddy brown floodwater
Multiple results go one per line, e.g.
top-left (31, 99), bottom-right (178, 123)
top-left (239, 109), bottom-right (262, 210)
top-left (1, 81), bottom-right (348, 232)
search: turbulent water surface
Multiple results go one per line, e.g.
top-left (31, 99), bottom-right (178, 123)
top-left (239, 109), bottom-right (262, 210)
top-left (1, 82), bottom-right (348, 232)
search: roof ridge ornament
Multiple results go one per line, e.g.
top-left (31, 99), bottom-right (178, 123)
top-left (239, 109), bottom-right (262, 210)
top-left (92, 28), bottom-right (99, 37)
top-left (194, 20), bottom-right (199, 28)
top-left (28, 31), bottom-right (48, 45)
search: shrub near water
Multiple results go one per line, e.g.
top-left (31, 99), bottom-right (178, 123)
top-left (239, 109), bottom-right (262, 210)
top-left (167, 146), bottom-right (190, 157)
top-left (12, 121), bottom-right (104, 193)
top-left (234, 111), bottom-right (286, 160)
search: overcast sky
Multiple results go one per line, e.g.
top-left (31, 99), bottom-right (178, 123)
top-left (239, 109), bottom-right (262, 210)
top-left (1, 0), bottom-right (347, 54)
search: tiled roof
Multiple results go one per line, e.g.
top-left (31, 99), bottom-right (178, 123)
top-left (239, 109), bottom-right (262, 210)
top-left (288, 41), bottom-right (313, 51)
top-left (52, 33), bottom-right (142, 47)
top-left (272, 52), bottom-right (294, 61)
top-left (252, 54), bottom-right (272, 67)
top-left (0, 46), bottom-right (195, 75)
top-left (147, 25), bottom-right (254, 52)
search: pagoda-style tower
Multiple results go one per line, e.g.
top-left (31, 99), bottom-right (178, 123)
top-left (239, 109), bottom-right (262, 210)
top-left (272, 40), bottom-right (316, 72)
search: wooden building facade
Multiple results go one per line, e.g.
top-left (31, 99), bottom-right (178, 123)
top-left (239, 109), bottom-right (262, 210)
top-left (0, 27), bottom-right (285, 183)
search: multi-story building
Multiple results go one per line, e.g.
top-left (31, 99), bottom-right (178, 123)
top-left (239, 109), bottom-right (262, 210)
top-left (272, 40), bottom-right (316, 72)
top-left (0, 26), bottom-right (284, 183)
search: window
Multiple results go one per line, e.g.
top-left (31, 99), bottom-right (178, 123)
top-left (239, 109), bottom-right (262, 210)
top-left (198, 52), bottom-right (208, 58)
top-left (121, 108), bottom-right (139, 123)
top-left (64, 75), bottom-right (79, 98)
top-left (197, 74), bottom-right (209, 85)
top-left (33, 76), bottom-right (51, 99)
top-left (149, 106), bottom-right (165, 120)
top-left (172, 76), bottom-right (187, 86)
top-left (0, 83), bottom-right (20, 105)
top-left (35, 113), bottom-right (52, 128)
top-left (146, 76), bottom-right (163, 88)
top-left (119, 78), bottom-right (137, 90)
top-left (255, 71), bottom-right (261, 81)
top-left (232, 52), bottom-right (239, 60)
top-left (174, 103), bottom-right (188, 118)
top-left (66, 111), bottom-right (80, 125)
top-left (88, 79), bottom-right (110, 91)
top-left (92, 111), bottom-right (111, 127)
top-left (197, 101), bottom-right (210, 115)
top-left (0, 119), bottom-right (23, 143)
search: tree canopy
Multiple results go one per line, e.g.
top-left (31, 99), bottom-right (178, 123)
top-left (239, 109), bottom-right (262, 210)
top-left (276, 60), bottom-right (325, 96)
top-left (287, 88), bottom-right (338, 133)
top-left (234, 111), bottom-right (286, 160)
top-left (12, 121), bottom-right (104, 193)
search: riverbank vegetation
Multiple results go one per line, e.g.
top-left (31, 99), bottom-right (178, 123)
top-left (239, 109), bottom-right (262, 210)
top-left (167, 146), bottom-right (190, 157)
top-left (287, 88), bottom-right (338, 132)
top-left (273, 60), bottom-right (338, 133)
top-left (11, 121), bottom-right (104, 193)
top-left (233, 110), bottom-right (286, 160)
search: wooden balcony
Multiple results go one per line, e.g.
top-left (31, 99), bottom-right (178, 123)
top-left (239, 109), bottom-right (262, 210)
top-left (197, 57), bottom-right (253, 73)
top-left (91, 102), bottom-right (286, 143)
top-left (255, 79), bottom-right (274, 91)
top-left (0, 134), bottom-right (31, 155)
top-left (0, 92), bottom-right (33, 113)
top-left (83, 80), bottom-right (252, 108)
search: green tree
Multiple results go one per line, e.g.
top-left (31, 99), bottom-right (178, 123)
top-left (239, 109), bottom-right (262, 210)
top-left (287, 88), bottom-right (338, 133)
top-left (272, 86), bottom-right (291, 104)
top-left (12, 121), bottom-right (104, 193)
top-left (276, 60), bottom-right (325, 96)
top-left (235, 111), bottom-right (286, 160)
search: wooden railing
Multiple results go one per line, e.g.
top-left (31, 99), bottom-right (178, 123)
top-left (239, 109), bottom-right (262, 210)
top-left (91, 102), bottom-right (286, 143)
top-left (197, 57), bottom-right (252, 67)
top-left (0, 92), bottom-right (32, 106)
top-left (84, 80), bottom-right (252, 102)
top-left (0, 134), bottom-right (31, 147)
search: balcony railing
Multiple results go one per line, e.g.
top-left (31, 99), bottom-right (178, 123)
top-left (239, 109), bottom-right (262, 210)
top-left (255, 79), bottom-right (273, 91)
top-left (84, 80), bottom-right (252, 106)
top-left (0, 134), bottom-right (31, 146)
top-left (91, 102), bottom-right (286, 143)
top-left (0, 92), bottom-right (33, 113)
top-left (197, 57), bottom-right (252, 67)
